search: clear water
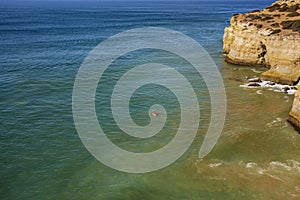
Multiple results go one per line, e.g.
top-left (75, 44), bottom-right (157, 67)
top-left (1, 0), bottom-right (300, 199)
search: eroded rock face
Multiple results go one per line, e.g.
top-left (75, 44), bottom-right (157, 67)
top-left (223, 0), bottom-right (300, 132)
top-left (262, 36), bottom-right (300, 84)
top-left (223, 0), bottom-right (300, 85)
top-left (288, 82), bottom-right (300, 131)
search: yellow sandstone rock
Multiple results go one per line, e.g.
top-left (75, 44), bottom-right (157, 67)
top-left (289, 82), bottom-right (300, 131)
top-left (223, 0), bottom-right (300, 131)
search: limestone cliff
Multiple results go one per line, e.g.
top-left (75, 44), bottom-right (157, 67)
top-left (289, 82), bottom-right (300, 131)
top-left (223, 0), bottom-right (300, 132)
top-left (223, 0), bottom-right (300, 85)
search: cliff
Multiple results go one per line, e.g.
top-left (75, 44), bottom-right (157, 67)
top-left (223, 0), bottom-right (300, 85)
top-left (223, 0), bottom-right (300, 132)
top-left (288, 82), bottom-right (300, 131)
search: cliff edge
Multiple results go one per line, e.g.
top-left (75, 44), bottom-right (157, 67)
top-left (223, 0), bottom-right (300, 132)
top-left (288, 82), bottom-right (300, 131)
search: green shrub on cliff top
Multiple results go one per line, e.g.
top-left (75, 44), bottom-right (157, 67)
top-left (270, 29), bottom-right (282, 35)
top-left (287, 12), bottom-right (300, 17)
top-left (267, 3), bottom-right (299, 12)
top-left (247, 14), bottom-right (261, 20)
top-left (286, 5), bottom-right (300, 12)
top-left (266, 4), bottom-right (281, 12)
top-left (271, 23), bottom-right (280, 27)
top-left (261, 16), bottom-right (274, 21)
top-left (256, 24), bottom-right (263, 29)
top-left (250, 9), bottom-right (260, 13)
top-left (281, 20), bottom-right (300, 32)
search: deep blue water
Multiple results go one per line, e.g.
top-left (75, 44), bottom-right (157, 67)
top-left (4, 1), bottom-right (300, 200)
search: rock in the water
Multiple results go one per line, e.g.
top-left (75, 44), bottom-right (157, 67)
top-left (283, 86), bottom-right (290, 92)
top-left (291, 86), bottom-right (298, 90)
top-left (248, 82), bottom-right (261, 87)
top-left (288, 82), bottom-right (300, 132)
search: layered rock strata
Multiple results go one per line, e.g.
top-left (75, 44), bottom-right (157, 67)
top-left (288, 82), bottom-right (300, 131)
top-left (223, 0), bottom-right (300, 131)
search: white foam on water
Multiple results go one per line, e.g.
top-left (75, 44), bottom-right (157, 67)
top-left (269, 160), bottom-right (300, 172)
top-left (264, 172), bottom-right (286, 183)
top-left (258, 169), bottom-right (265, 174)
top-left (208, 162), bottom-right (222, 168)
top-left (208, 176), bottom-right (226, 181)
top-left (245, 162), bottom-right (257, 168)
top-left (240, 79), bottom-right (297, 95)
top-left (266, 118), bottom-right (282, 127)
top-left (250, 68), bottom-right (263, 74)
top-left (256, 90), bottom-right (262, 95)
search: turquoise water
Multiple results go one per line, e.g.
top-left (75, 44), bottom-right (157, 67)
top-left (1, 0), bottom-right (300, 199)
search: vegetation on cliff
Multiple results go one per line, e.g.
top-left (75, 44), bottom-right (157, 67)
top-left (281, 19), bottom-right (300, 32)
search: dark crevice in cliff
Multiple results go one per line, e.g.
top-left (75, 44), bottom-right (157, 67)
top-left (293, 76), bottom-right (300, 85)
top-left (258, 42), bottom-right (267, 65)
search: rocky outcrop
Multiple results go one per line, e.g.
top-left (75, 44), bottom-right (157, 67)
top-left (223, 0), bottom-right (300, 85)
top-left (260, 35), bottom-right (300, 85)
top-left (288, 82), bottom-right (300, 131)
top-left (223, 0), bottom-right (300, 132)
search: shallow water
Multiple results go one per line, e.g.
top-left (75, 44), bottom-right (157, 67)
top-left (1, 0), bottom-right (300, 199)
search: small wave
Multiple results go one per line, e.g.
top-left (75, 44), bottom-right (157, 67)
top-left (208, 176), bottom-right (226, 181)
top-left (257, 169), bottom-right (265, 175)
top-left (266, 118), bottom-right (282, 127)
top-left (251, 68), bottom-right (264, 74)
top-left (264, 172), bottom-right (286, 183)
top-left (238, 161), bottom-right (258, 169)
top-left (256, 90), bottom-right (262, 95)
top-left (240, 160), bottom-right (300, 175)
top-left (208, 162), bottom-right (222, 168)
top-left (15, 101), bottom-right (29, 105)
top-left (245, 162), bottom-right (257, 168)
top-left (269, 160), bottom-right (300, 172)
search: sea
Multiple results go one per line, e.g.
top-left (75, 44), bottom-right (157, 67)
top-left (1, 0), bottom-right (300, 199)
